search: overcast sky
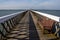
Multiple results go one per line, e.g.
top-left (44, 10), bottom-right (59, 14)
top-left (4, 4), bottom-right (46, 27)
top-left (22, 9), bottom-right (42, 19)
top-left (0, 0), bottom-right (60, 10)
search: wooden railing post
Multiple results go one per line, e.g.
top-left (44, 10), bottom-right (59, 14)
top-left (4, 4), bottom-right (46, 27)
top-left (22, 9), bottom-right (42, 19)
top-left (0, 11), bottom-right (26, 39)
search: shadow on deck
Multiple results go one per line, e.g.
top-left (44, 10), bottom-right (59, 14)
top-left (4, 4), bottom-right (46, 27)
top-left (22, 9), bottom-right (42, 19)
top-left (29, 13), bottom-right (40, 40)
top-left (6, 12), bottom-right (40, 40)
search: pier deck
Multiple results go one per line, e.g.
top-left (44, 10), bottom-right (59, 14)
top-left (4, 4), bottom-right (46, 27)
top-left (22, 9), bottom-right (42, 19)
top-left (6, 11), bottom-right (40, 40)
top-left (0, 10), bottom-right (59, 40)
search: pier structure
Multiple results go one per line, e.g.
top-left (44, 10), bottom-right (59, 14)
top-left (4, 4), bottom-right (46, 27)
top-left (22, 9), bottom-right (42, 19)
top-left (0, 10), bottom-right (60, 40)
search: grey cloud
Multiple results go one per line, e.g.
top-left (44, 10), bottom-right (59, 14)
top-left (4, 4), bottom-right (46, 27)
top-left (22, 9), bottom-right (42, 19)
top-left (0, 0), bottom-right (60, 10)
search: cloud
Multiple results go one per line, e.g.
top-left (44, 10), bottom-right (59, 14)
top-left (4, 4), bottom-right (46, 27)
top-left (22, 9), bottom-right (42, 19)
top-left (0, 0), bottom-right (60, 10)
top-left (37, 0), bottom-right (60, 10)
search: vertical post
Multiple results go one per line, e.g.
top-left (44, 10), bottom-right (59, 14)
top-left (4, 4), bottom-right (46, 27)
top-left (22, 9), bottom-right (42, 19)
top-left (8, 20), bottom-right (13, 29)
top-left (55, 22), bottom-right (60, 38)
top-left (4, 22), bottom-right (10, 32)
top-left (1, 23), bottom-right (9, 33)
top-left (6, 21), bottom-right (11, 31)
top-left (12, 18), bottom-right (16, 26)
top-left (9, 19), bottom-right (14, 28)
top-left (0, 23), bottom-right (7, 37)
top-left (0, 31), bottom-right (6, 40)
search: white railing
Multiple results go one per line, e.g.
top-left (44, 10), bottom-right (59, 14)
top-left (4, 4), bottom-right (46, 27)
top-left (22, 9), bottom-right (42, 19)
top-left (0, 11), bottom-right (24, 23)
top-left (33, 10), bottom-right (60, 37)
top-left (33, 10), bottom-right (60, 22)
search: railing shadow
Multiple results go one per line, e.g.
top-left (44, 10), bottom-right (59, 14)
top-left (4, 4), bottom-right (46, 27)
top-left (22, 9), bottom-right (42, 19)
top-left (0, 11), bottom-right (40, 40)
top-left (29, 13), bottom-right (40, 40)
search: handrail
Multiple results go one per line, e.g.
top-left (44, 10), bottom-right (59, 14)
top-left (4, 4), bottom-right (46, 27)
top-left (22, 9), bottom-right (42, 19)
top-left (32, 10), bottom-right (60, 22)
top-left (32, 10), bottom-right (60, 38)
top-left (0, 11), bottom-right (26, 39)
top-left (0, 11), bottom-right (24, 23)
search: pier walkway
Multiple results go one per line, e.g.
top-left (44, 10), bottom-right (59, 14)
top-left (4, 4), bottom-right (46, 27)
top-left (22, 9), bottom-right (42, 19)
top-left (0, 10), bottom-right (60, 40)
top-left (7, 11), bottom-right (40, 40)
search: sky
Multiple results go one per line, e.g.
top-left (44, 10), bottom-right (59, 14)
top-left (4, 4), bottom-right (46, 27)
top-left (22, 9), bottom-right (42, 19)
top-left (0, 0), bottom-right (60, 10)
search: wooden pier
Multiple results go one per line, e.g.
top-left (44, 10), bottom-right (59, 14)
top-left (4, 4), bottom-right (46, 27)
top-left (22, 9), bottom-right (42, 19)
top-left (0, 10), bottom-right (60, 40)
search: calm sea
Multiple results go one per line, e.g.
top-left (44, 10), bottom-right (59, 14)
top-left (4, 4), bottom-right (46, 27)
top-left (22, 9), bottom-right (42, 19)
top-left (0, 10), bottom-right (24, 17)
top-left (35, 10), bottom-right (60, 17)
top-left (0, 10), bottom-right (60, 17)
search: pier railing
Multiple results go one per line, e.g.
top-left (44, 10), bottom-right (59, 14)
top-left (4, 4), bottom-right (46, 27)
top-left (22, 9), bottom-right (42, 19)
top-left (32, 10), bottom-right (60, 38)
top-left (0, 11), bottom-right (26, 39)
top-left (0, 10), bottom-right (60, 40)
